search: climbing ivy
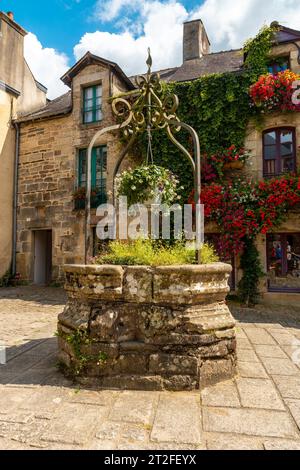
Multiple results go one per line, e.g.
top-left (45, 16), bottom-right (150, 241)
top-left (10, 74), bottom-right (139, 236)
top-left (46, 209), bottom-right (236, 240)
top-left (244, 23), bottom-right (280, 78)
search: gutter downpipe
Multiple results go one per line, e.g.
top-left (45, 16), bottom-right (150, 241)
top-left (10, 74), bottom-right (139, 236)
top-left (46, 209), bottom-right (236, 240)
top-left (12, 121), bottom-right (20, 276)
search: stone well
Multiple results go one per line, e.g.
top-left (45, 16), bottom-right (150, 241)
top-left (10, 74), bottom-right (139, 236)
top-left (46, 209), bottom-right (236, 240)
top-left (58, 263), bottom-right (237, 391)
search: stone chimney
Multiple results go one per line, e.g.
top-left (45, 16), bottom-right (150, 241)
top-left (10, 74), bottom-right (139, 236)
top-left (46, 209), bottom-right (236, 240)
top-left (183, 19), bottom-right (210, 62)
top-left (6, 11), bottom-right (14, 21)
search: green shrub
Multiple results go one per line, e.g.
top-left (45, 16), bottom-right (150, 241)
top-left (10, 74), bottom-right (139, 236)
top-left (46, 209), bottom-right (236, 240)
top-left (0, 270), bottom-right (11, 288)
top-left (96, 239), bottom-right (219, 266)
top-left (238, 237), bottom-right (264, 306)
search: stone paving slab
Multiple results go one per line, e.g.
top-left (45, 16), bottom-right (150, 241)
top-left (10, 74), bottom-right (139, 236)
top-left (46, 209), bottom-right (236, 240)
top-left (41, 403), bottom-right (109, 445)
top-left (151, 394), bottom-right (202, 445)
top-left (263, 439), bottom-right (300, 450)
top-left (205, 432), bottom-right (264, 450)
top-left (285, 399), bottom-right (300, 429)
top-left (237, 361), bottom-right (268, 379)
top-left (109, 391), bottom-right (158, 425)
top-left (236, 348), bottom-right (260, 363)
top-left (236, 378), bottom-right (285, 410)
top-left (260, 357), bottom-right (300, 376)
top-left (1, 287), bottom-right (300, 450)
top-left (201, 381), bottom-right (240, 407)
top-left (203, 407), bottom-right (298, 438)
top-left (244, 328), bottom-right (277, 346)
top-left (253, 344), bottom-right (289, 359)
top-left (272, 375), bottom-right (300, 399)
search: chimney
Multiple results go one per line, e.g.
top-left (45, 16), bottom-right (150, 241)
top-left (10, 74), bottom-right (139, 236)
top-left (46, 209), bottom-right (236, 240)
top-left (183, 19), bottom-right (210, 62)
top-left (6, 11), bottom-right (14, 21)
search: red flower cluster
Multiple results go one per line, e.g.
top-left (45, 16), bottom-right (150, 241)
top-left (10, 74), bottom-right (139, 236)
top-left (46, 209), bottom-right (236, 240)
top-left (195, 175), bottom-right (300, 259)
top-left (250, 70), bottom-right (300, 112)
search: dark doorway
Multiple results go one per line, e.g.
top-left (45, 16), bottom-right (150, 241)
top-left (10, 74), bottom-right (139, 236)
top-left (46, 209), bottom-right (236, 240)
top-left (33, 230), bottom-right (52, 285)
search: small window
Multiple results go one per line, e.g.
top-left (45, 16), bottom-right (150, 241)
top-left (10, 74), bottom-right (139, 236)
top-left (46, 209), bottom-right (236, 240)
top-left (83, 84), bottom-right (102, 124)
top-left (263, 128), bottom-right (296, 178)
top-left (267, 57), bottom-right (289, 74)
top-left (77, 146), bottom-right (107, 208)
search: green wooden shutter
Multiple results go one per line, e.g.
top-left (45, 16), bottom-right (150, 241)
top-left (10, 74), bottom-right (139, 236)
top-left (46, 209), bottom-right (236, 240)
top-left (91, 148), bottom-right (97, 189)
top-left (78, 149), bottom-right (87, 187)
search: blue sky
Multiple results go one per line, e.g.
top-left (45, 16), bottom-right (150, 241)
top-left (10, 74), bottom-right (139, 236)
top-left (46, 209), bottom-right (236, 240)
top-left (1, 0), bottom-right (300, 98)
top-left (0, 0), bottom-right (203, 57)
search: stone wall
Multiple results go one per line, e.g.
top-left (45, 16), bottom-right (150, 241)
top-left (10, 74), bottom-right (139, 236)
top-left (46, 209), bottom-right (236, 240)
top-left (58, 263), bottom-right (237, 391)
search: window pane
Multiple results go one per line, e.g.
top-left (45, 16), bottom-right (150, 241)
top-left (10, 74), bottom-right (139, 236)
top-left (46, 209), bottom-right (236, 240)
top-left (95, 109), bottom-right (102, 121)
top-left (281, 142), bottom-right (293, 157)
top-left (85, 99), bottom-right (94, 111)
top-left (96, 85), bottom-right (102, 97)
top-left (280, 130), bottom-right (293, 144)
top-left (84, 87), bottom-right (93, 100)
top-left (264, 131), bottom-right (276, 145)
top-left (84, 111), bottom-right (93, 123)
top-left (282, 158), bottom-right (295, 173)
top-left (95, 147), bottom-right (108, 196)
top-left (264, 145), bottom-right (277, 160)
top-left (265, 159), bottom-right (276, 176)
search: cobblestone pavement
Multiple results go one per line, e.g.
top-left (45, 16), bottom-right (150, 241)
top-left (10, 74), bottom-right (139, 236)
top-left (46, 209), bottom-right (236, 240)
top-left (1, 286), bottom-right (300, 450)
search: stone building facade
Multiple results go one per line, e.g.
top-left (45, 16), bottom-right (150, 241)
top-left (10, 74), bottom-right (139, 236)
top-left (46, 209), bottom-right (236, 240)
top-left (15, 19), bottom-right (300, 304)
top-left (0, 11), bottom-right (47, 278)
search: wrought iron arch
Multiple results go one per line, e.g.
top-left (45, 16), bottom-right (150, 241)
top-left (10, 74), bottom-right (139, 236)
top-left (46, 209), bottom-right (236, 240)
top-left (85, 49), bottom-right (201, 263)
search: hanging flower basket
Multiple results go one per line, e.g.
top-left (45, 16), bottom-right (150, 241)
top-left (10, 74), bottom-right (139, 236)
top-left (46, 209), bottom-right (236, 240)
top-left (116, 164), bottom-right (182, 206)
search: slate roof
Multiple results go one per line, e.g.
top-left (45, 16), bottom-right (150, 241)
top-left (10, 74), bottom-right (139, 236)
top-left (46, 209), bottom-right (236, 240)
top-left (17, 91), bottom-right (72, 122)
top-left (166, 49), bottom-right (243, 82)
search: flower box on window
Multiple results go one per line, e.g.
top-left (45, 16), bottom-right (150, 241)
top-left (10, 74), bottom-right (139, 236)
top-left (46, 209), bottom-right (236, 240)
top-left (73, 187), bottom-right (107, 210)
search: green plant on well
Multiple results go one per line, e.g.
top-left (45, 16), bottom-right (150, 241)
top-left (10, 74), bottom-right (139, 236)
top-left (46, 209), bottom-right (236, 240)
top-left (117, 164), bottom-right (182, 206)
top-left (57, 329), bottom-right (108, 376)
top-left (96, 239), bottom-right (219, 266)
top-left (238, 237), bottom-right (265, 307)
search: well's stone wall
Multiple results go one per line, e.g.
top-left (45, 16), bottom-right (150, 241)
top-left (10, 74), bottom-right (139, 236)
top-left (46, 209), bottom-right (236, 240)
top-left (58, 263), bottom-right (237, 391)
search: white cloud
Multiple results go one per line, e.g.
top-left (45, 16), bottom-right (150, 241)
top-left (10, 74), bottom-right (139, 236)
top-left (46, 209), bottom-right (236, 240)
top-left (94, 0), bottom-right (140, 22)
top-left (74, 1), bottom-right (188, 76)
top-left (192, 0), bottom-right (300, 51)
top-left (24, 33), bottom-right (70, 99)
